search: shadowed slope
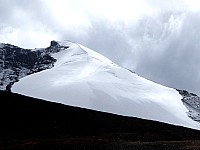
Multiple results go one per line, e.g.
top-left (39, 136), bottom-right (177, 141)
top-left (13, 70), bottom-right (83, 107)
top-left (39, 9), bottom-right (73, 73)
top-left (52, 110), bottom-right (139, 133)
top-left (1, 90), bottom-right (200, 149)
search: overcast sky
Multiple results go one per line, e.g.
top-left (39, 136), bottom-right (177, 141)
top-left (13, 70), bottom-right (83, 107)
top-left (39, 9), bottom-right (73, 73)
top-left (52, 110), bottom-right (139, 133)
top-left (0, 0), bottom-right (200, 95)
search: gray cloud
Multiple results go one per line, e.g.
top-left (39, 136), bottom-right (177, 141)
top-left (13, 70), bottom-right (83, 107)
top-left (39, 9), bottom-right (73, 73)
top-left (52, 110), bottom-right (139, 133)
top-left (0, 0), bottom-right (40, 25)
top-left (58, 11), bottom-right (200, 95)
top-left (0, 0), bottom-right (199, 95)
top-left (79, 20), bottom-right (134, 65)
top-left (131, 12), bottom-right (200, 95)
top-left (0, 0), bottom-right (58, 48)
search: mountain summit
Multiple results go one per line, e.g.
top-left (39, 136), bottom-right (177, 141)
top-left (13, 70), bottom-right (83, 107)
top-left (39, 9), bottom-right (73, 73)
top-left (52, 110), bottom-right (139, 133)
top-left (1, 40), bottom-right (200, 130)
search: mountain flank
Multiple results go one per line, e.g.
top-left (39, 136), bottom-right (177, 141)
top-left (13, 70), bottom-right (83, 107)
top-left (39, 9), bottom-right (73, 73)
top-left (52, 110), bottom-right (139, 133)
top-left (10, 41), bottom-right (200, 129)
top-left (1, 90), bottom-right (200, 150)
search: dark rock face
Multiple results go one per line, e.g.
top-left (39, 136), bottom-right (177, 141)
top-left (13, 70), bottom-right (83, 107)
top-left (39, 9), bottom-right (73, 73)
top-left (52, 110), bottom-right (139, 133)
top-left (0, 41), bottom-right (69, 91)
top-left (177, 89), bottom-right (197, 97)
top-left (177, 89), bottom-right (200, 122)
top-left (50, 40), bottom-right (58, 47)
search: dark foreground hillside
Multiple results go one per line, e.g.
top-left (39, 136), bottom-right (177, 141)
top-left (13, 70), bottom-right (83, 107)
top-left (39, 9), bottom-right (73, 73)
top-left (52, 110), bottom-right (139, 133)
top-left (1, 91), bottom-right (200, 149)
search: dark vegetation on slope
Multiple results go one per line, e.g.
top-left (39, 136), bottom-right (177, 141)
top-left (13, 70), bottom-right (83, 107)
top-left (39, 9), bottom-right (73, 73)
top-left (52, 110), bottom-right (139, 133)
top-left (1, 90), bottom-right (200, 150)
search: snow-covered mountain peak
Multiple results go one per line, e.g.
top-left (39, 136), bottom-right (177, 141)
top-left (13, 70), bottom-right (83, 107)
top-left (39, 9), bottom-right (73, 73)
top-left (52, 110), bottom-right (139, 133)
top-left (10, 40), bottom-right (200, 130)
top-left (51, 40), bottom-right (73, 47)
top-left (50, 40), bottom-right (118, 68)
top-left (1, 40), bottom-right (200, 130)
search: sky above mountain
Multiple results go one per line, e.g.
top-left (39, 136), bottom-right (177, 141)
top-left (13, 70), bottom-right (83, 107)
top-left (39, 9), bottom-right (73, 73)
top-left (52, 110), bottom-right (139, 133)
top-left (0, 0), bottom-right (200, 95)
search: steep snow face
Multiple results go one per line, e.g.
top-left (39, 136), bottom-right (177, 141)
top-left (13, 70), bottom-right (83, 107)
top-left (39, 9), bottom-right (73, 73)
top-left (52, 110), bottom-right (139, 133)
top-left (12, 41), bottom-right (200, 130)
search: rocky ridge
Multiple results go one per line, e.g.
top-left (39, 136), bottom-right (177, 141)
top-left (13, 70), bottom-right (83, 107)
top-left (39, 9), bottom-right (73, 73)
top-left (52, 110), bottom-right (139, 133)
top-left (0, 41), bottom-right (68, 91)
top-left (177, 89), bottom-right (200, 122)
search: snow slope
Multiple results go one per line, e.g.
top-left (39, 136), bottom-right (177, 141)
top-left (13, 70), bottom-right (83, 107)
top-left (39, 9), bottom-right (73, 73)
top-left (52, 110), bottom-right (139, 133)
top-left (12, 41), bottom-right (200, 130)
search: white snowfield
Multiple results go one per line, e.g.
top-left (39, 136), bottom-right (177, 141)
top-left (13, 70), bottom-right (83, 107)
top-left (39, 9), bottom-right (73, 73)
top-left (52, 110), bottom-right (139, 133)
top-left (12, 41), bottom-right (200, 130)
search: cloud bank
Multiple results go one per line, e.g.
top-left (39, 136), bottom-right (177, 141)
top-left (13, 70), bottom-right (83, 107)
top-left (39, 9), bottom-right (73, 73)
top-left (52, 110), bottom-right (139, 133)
top-left (0, 0), bottom-right (200, 95)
